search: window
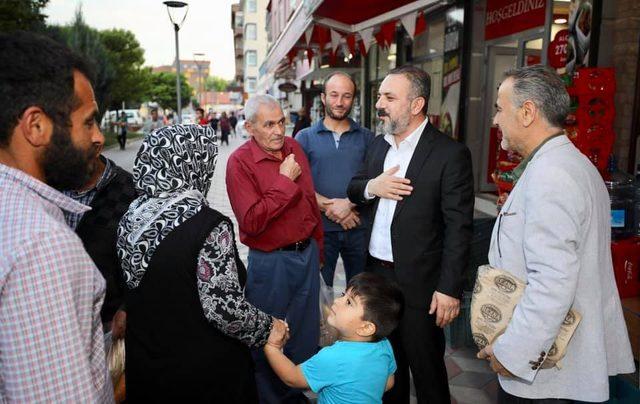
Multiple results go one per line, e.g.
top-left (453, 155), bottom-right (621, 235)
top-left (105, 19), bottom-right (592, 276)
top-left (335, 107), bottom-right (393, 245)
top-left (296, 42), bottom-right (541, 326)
top-left (247, 0), bottom-right (257, 13)
top-left (246, 50), bottom-right (257, 67)
top-left (246, 77), bottom-right (257, 92)
top-left (245, 23), bottom-right (257, 40)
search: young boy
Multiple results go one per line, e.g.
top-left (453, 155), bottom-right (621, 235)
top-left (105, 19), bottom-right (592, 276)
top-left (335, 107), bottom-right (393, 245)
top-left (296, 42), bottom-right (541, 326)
top-left (264, 272), bottom-right (404, 403)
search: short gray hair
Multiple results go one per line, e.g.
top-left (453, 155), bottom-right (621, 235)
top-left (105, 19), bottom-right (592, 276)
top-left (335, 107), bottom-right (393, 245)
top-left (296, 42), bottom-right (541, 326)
top-left (503, 65), bottom-right (569, 128)
top-left (244, 94), bottom-right (280, 123)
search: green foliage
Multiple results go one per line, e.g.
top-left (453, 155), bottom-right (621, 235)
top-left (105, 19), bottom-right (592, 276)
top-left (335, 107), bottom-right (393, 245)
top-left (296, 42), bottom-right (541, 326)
top-left (0, 0), bottom-right (49, 32)
top-left (147, 72), bottom-right (192, 111)
top-left (99, 29), bottom-right (151, 110)
top-left (205, 76), bottom-right (230, 92)
top-left (45, 9), bottom-right (115, 119)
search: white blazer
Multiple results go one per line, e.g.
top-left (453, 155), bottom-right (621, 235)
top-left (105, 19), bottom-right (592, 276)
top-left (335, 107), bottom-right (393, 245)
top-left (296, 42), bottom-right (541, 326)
top-left (488, 135), bottom-right (635, 401)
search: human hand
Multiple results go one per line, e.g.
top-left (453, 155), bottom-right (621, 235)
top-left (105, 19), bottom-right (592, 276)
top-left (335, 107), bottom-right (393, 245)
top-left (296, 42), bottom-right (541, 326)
top-left (267, 318), bottom-right (290, 349)
top-left (323, 198), bottom-right (355, 222)
top-left (279, 154), bottom-right (302, 182)
top-left (428, 291), bottom-right (460, 328)
top-left (477, 344), bottom-right (514, 377)
top-left (368, 165), bottom-right (413, 201)
top-left (111, 309), bottom-right (127, 340)
top-left (338, 210), bottom-right (361, 230)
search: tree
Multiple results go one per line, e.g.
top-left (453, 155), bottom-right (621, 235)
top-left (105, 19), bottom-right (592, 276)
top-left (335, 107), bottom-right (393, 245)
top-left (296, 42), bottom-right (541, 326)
top-left (205, 76), bottom-right (230, 92)
top-left (100, 29), bottom-right (151, 110)
top-left (0, 0), bottom-right (49, 32)
top-left (45, 9), bottom-right (115, 119)
top-left (147, 72), bottom-right (192, 112)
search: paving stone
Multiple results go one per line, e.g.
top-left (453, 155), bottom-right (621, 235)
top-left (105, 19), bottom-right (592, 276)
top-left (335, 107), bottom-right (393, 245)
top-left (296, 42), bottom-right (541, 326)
top-left (450, 385), bottom-right (493, 404)
top-left (449, 371), bottom-right (496, 389)
top-left (450, 356), bottom-right (493, 374)
top-left (446, 356), bottom-right (463, 380)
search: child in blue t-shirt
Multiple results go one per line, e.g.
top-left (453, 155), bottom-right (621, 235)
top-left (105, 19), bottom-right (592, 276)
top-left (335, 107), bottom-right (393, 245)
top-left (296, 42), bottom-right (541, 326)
top-left (265, 272), bottom-right (404, 403)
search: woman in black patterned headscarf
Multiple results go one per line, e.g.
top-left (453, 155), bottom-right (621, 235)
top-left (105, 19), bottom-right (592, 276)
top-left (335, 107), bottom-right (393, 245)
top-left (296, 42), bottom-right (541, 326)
top-left (117, 124), bottom-right (273, 403)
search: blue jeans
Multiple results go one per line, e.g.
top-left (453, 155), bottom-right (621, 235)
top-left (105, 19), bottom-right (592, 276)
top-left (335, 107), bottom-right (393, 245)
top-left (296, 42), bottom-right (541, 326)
top-left (246, 240), bottom-right (320, 404)
top-left (321, 228), bottom-right (367, 287)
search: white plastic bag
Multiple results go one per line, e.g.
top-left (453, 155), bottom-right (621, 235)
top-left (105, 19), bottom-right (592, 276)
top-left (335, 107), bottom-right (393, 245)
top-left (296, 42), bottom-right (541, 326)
top-left (319, 274), bottom-right (339, 347)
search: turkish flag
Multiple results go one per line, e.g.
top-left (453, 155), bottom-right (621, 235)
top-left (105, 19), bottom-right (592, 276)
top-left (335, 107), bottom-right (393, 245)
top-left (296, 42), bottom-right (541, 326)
top-left (415, 12), bottom-right (427, 37)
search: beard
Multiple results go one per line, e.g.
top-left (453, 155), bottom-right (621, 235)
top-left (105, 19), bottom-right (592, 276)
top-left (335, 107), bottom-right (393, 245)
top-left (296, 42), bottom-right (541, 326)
top-left (325, 103), bottom-right (352, 120)
top-left (41, 124), bottom-right (97, 191)
top-left (380, 109), bottom-right (411, 136)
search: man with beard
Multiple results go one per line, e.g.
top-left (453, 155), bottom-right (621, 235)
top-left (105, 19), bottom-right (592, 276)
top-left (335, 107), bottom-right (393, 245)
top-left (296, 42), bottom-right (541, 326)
top-left (296, 72), bottom-right (373, 289)
top-left (0, 32), bottom-right (113, 402)
top-left (347, 65), bottom-right (474, 403)
top-left (63, 137), bottom-right (137, 340)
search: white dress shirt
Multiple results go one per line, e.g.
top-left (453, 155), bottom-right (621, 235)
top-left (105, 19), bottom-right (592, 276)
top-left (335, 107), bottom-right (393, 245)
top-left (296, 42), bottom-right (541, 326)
top-left (366, 117), bottom-right (429, 261)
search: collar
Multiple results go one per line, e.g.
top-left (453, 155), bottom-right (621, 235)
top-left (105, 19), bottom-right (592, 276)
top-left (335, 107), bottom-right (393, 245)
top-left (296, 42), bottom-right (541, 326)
top-left (315, 118), bottom-right (359, 135)
top-left (0, 162), bottom-right (90, 214)
top-left (249, 137), bottom-right (294, 163)
top-left (512, 131), bottom-right (566, 182)
top-left (384, 116), bottom-right (429, 150)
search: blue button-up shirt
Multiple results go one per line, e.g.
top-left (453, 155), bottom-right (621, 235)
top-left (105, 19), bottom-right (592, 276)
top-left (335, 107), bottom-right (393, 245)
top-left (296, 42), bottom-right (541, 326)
top-left (295, 118), bottom-right (373, 232)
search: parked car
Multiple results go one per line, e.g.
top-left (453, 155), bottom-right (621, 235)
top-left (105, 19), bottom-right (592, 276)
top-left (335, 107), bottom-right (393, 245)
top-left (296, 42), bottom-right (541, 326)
top-left (101, 109), bottom-right (143, 132)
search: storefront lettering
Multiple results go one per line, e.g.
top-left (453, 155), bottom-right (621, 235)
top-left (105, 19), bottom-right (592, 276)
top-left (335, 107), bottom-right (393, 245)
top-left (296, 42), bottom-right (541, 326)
top-left (484, 0), bottom-right (547, 41)
top-left (485, 0), bottom-right (545, 25)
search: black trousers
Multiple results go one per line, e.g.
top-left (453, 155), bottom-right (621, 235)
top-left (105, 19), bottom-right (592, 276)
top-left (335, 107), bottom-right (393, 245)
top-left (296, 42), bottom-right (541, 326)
top-left (498, 385), bottom-right (596, 404)
top-left (117, 130), bottom-right (127, 149)
top-left (368, 260), bottom-right (450, 404)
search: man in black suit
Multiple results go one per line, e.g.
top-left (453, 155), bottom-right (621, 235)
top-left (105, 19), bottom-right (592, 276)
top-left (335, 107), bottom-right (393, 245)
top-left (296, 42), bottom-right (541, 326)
top-left (347, 65), bottom-right (474, 403)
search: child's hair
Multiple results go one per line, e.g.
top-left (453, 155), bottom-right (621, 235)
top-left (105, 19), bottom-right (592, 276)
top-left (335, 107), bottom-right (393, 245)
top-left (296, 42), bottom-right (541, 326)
top-left (347, 272), bottom-right (404, 341)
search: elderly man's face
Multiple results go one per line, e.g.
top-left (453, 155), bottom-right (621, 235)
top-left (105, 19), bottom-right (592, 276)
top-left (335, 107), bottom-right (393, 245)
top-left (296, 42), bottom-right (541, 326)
top-left (246, 104), bottom-right (286, 154)
top-left (493, 78), bottom-right (521, 152)
top-left (375, 74), bottom-right (413, 136)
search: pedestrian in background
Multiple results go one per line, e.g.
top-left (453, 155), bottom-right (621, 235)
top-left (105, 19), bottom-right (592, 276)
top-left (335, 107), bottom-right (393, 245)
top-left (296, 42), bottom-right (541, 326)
top-left (220, 111), bottom-right (231, 146)
top-left (292, 107), bottom-right (311, 138)
top-left (230, 111), bottom-right (238, 137)
top-left (117, 109), bottom-right (127, 150)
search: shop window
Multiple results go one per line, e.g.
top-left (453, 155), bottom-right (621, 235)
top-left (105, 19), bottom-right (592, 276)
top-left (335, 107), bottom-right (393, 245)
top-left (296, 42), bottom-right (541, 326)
top-left (245, 24), bottom-right (257, 40)
top-left (367, 45), bottom-right (379, 81)
top-left (412, 18), bottom-right (445, 60)
top-left (377, 44), bottom-right (397, 79)
top-left (421, 59), bottom-right (443, 118)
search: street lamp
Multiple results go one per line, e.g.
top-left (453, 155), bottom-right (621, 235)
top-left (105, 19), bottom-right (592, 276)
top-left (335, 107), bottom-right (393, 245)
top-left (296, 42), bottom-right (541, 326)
top-left (193, 52), bottom-right (205, 108)
top-left (164, 1), bottom-right (189, 123)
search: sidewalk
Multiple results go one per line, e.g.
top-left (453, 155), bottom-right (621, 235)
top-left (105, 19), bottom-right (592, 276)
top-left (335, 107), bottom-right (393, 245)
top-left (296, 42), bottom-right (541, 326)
top-left (104, 132), bottom-right (498, 404)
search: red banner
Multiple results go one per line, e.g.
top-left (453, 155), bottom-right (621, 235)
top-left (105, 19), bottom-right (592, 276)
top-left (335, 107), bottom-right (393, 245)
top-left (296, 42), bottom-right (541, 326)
top-left (484, 0), bottom-right (547, 41)
top-left (548, 29), bottom-right (569, 68)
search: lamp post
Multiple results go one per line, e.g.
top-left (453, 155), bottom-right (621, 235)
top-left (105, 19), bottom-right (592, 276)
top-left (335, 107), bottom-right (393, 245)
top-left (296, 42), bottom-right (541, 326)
top-left (163, 1), bottom-right (189, 124)
top-left (193, 52), bottom-right (205, 108)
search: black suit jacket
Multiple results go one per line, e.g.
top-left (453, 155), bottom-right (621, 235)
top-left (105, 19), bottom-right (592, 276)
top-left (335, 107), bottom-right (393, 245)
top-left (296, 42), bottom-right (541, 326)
top-left (347, 122), bottom-right (474, 308)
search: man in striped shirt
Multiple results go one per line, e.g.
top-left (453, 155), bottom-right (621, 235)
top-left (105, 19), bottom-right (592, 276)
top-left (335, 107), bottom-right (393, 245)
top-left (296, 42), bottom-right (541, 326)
top-left (0, 32), bottom-right (113, 402)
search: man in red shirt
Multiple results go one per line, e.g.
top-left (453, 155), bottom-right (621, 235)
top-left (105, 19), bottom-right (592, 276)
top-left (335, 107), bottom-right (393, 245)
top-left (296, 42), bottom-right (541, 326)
top-left (226, 94), bottom-right (322, 403)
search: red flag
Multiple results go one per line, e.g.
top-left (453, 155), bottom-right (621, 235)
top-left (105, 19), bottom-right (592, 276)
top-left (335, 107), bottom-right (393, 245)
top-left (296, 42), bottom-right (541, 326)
top-left (414, 11), bottom-right (427, 37)
top-left (315, 25), bottom-right (330, 53)
top-left (346, 34), bottom-right (357, 57)
top-left (358, 39), bottom-right (368, 56)
top-left (375, 30), bottom-right (386, 49)
top-left (287, 48), bottom-right (297, 65)
top-left (381, 20), bottom-right (396, 48)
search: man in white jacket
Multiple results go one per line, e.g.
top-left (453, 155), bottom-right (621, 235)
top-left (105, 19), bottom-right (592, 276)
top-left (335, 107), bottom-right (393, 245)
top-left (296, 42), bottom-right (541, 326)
top-left (478, 64), bottom-right (635, 403)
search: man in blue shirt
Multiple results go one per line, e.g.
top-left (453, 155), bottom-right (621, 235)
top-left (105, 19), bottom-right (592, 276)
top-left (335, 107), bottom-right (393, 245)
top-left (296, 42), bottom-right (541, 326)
top-left (296, 72), bottom-right (373, 288)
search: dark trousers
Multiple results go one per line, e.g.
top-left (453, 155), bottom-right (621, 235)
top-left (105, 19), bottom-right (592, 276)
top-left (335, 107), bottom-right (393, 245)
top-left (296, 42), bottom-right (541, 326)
top-left (368, 259), bottom-right (450, 404)
top-left (498, 385), bottom-right (596, 404)
top-left (246, 240), bottom-right (320, 404)
top-left (321, 228), bottom-right (367, 288)
top-left (117, 130), bottom-right (127, 150)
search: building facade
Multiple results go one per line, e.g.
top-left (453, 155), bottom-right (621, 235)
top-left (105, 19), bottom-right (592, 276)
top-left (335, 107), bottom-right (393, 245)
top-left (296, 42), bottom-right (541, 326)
top-left (240, 0), bottom-right (270, 96)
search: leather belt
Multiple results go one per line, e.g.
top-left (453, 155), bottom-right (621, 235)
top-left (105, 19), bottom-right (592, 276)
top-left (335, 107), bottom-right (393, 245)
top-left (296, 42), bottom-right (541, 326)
top-left (368, 255), bottom-right (395, 269)
top-left (278, 238), bottom-right (311, 252)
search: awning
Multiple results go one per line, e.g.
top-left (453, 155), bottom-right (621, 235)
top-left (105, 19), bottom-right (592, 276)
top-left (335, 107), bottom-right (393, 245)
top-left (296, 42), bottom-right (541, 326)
top-left (262, 0), bottom-right (443, 75)
top-left (297, 66), bottom-right (360, 82)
